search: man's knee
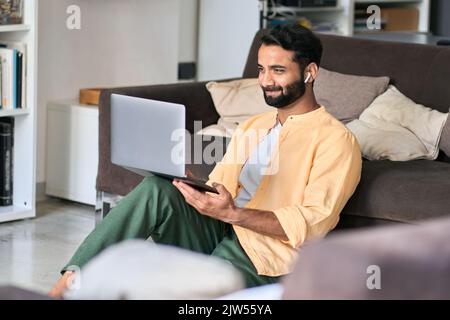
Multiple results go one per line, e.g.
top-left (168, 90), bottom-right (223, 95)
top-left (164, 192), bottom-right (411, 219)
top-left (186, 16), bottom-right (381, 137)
top-left (141, 175), bottom-right (172, 189)
top-left (140, 175), bottom-right (180, 198)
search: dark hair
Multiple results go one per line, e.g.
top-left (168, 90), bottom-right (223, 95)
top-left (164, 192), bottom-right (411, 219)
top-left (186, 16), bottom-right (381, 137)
top-left (260, 24), bottom-right (323, 72)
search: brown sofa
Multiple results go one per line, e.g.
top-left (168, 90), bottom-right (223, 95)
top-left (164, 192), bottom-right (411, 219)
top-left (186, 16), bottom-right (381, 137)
top-left (96, 29), bottom-right (450, 229)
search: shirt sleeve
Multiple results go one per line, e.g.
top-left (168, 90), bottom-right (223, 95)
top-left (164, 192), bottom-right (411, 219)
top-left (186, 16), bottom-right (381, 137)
top-left (273, 130), bottom-right (362, 249)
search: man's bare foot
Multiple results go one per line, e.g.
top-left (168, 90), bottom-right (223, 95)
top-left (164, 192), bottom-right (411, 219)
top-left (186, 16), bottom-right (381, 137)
top-left (48, 271), bottom-right (74, 298)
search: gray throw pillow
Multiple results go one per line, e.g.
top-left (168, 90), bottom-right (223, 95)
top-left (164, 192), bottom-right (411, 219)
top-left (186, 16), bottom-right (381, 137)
top-left (315, 68), bottom-right (390, 123)
top-left (439, 110), bottom-right (450, 157)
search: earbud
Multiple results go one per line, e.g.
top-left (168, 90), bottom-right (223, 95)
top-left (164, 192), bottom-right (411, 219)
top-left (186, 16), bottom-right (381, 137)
top-left (304, 72), bottom-right (311, 84)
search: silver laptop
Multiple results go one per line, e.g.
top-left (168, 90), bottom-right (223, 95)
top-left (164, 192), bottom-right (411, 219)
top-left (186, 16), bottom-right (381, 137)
top-left (111, 94), bottom-right (218, 193)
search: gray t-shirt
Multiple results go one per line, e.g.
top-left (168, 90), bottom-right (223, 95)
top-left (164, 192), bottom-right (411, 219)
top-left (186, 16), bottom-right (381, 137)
top-left (234, 121), bottom-right (282, 208)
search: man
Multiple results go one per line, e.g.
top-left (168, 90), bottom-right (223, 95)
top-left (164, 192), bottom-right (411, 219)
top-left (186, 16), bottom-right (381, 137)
top-left (50, 24), bottom-right (362, 297)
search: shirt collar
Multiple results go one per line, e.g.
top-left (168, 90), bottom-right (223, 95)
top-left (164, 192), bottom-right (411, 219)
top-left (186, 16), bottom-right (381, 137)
top-left (272, 105), bottom-right (325, 127)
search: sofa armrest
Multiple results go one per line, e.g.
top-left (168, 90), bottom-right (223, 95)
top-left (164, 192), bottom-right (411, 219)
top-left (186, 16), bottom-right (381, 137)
top-left (97, 81), bottom-right (221, 196)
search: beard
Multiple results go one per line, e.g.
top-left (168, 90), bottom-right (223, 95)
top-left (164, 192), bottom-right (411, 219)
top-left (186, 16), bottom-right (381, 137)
top-left (262, 76), bottom-right (306, 109)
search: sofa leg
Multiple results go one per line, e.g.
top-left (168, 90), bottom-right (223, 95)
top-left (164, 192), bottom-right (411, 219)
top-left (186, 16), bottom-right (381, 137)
top-left (95, 191), bottom-right (123, 226)
top-left (95, 191), bottom-right (104, 226)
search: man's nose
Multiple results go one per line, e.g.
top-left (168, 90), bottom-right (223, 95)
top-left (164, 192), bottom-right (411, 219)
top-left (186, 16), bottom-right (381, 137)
top-left (260, 72), bottom-right (275, 87)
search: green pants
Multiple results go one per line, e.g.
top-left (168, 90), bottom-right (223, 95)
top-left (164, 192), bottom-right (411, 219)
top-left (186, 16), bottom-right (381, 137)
top-left (64, 175), bottom-right (280, 288)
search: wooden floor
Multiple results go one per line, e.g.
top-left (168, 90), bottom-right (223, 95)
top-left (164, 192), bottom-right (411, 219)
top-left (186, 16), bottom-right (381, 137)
top-left (0, 198), bottom-right (95, 294)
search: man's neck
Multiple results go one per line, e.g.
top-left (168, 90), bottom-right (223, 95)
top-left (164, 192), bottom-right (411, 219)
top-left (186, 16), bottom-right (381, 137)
top-left (277, 92), bottom-right (320, 125)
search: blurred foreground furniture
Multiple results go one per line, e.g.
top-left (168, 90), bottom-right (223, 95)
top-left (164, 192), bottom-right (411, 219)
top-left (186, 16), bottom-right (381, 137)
top-left (283, 216), bottom-right (450, 299)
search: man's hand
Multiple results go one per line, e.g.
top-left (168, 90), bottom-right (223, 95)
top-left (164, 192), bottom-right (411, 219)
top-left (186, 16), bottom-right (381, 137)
top-left (172, 180), bottom-right (237, 223)
top-left (173, 179), bottom-right (288, 241)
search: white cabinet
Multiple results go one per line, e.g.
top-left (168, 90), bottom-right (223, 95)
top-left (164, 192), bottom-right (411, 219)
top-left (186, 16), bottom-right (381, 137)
top-left (0, 0), bottom-right (37, 223)
top-left (46, 101), bottom-right (98, 206)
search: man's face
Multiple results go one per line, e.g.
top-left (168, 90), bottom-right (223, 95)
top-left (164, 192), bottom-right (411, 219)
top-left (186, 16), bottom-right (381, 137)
top-left (258, 44), bottom-right (306, 108)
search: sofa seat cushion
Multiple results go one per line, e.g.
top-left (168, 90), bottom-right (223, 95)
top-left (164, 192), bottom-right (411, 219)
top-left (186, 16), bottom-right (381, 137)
top-left (343, 159), bottom-right (450, 223)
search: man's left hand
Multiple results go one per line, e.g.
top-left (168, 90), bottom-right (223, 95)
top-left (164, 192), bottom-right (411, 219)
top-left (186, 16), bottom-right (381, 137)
top-left (172, 180), bottom-right (237, 223)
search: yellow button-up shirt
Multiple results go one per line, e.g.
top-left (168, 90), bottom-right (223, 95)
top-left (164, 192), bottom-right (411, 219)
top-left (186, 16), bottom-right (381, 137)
top-left (207, 106), bottom-right (362, 277)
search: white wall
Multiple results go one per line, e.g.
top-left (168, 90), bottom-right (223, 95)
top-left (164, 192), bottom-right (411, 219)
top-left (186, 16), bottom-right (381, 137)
top-left (197, 0), bottom-right (260, 81)
top-left (178, 0), bottom-right (198, 63)
top-left (37, 0), bottom-right (179, 183)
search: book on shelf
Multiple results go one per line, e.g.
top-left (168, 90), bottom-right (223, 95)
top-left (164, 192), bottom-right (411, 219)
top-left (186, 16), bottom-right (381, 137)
top-left (0, 41), bottom-right (26, 110)
top-left (0, 117), bottom-right (13, 206)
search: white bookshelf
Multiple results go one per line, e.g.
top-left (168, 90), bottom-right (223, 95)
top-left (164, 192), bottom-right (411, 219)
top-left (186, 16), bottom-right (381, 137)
top-left (0, 24), bottom-right (31, 32)
top-left (0, 0), bottom-right (37, 223)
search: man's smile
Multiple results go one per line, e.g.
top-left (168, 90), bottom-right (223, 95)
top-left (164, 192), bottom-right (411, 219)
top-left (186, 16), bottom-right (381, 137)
top-left (265, 90), bottom-right (282, 96)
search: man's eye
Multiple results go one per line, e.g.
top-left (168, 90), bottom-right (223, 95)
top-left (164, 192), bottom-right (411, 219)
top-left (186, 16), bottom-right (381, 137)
top-left (274, 69), bottom-right (284, 73)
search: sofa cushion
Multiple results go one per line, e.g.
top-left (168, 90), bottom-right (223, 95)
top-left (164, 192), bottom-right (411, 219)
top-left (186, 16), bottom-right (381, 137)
top-left (203, 78), bottom-right (274, 136)
top-left (314, 67), bottom-right (389, 123)
top-left (283, 216), bottom-right (450, 299)
top-left (346, 85), bottom-right (449, 161)
top-left (342, 159), bottom-right (450, 223)
top-left (439, 108), bottom-right (450, 157)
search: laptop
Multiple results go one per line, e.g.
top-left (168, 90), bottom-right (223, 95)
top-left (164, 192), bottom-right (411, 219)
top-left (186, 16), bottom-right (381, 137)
top-left (110, 94), bottom-right (218, 194)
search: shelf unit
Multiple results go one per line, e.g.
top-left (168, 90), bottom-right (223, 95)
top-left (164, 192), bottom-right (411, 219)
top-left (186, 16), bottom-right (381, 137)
top-left (261, 0), bottom-right (355, 35)
top-left (353, 0), bottom-right (429, 34)
top-left (260, 0), bottom-right (429, 36)
top-left (0, 0), bottom-right (37, 223)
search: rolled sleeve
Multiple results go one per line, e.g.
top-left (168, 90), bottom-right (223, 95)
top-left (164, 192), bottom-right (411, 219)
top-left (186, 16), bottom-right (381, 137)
top-left (273, 131), bottom-right (362, 248)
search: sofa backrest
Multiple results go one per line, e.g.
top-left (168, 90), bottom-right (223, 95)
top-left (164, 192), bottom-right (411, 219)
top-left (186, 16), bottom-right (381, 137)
top-left (243, 29), bottom-right (450, 113)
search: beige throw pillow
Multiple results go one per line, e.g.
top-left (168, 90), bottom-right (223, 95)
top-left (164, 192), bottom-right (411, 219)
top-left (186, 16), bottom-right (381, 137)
top-left (315, 68), bottom-right (390, 123)
top-left (200, 79), bottom-right (274, 137)
top-left (346, 85), bottom-right (449, 161)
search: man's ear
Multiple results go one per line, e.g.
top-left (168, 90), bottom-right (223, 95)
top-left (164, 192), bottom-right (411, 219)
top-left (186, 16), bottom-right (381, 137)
top-left (305, 63), bottom-right (319, 83)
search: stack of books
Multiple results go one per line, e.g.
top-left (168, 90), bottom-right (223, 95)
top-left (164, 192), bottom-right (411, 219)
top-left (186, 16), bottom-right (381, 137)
top-left (0, 117), bottom-right (13, 206)
top-left (0, 41), bottom-right (26, 110)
